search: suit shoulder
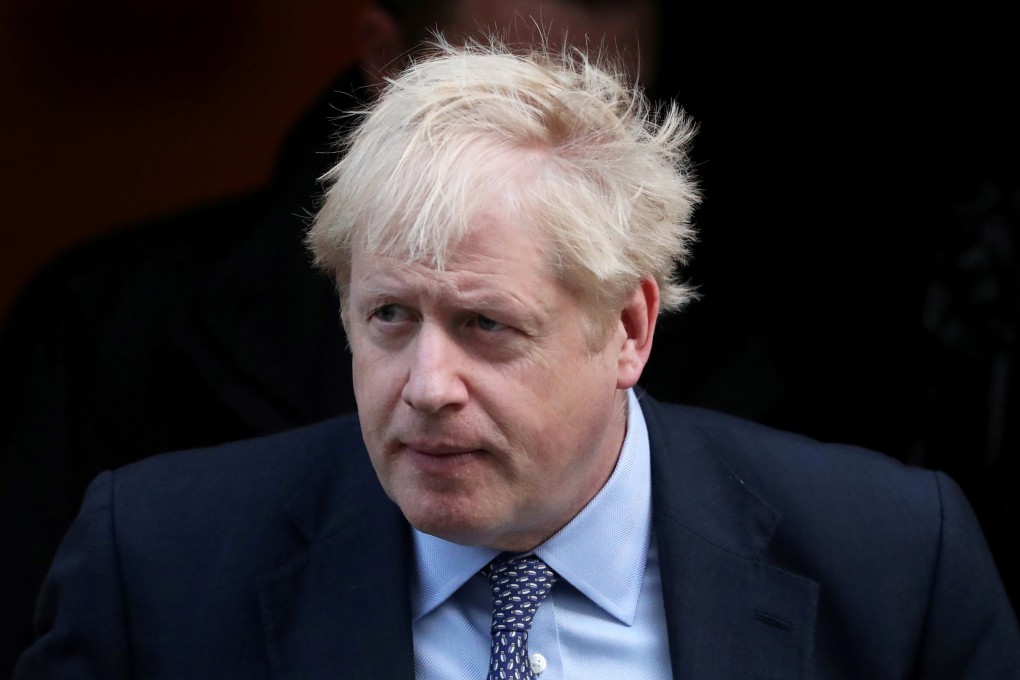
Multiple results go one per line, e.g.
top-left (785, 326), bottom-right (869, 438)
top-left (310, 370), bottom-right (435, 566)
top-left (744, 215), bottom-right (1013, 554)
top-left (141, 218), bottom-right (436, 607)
top-left (644, 398), bottom-right (929, 488)
top-left (641, 397), bottom-right (948, 544)
top-left (112, 413), bottom-right (367, 509)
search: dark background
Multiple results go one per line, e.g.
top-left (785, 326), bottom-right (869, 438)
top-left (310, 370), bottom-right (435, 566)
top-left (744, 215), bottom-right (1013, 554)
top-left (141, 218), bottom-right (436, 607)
top-left (647, 13), bottom-right (1018, 600)
top-left (0, 0), bottom-right (369, 321)
top-left (2, 0), bottom-right (1016, 613)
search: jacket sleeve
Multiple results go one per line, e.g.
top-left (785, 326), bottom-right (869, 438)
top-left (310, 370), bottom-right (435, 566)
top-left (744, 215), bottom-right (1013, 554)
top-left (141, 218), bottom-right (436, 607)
top-left (14, 471), bottom-right (131, 679)
top-left (914, 471), bottom-right (1020, 679)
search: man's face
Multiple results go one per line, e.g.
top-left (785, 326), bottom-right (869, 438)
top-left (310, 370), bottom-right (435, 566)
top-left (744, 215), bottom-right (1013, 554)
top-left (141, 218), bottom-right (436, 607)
top-left (346, 206), bottom-right (631, 552)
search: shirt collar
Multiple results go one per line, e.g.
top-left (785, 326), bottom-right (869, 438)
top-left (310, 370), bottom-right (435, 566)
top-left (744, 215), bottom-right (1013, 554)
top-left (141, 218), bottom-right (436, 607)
top-left (411, 389), bottom-right (653, 626)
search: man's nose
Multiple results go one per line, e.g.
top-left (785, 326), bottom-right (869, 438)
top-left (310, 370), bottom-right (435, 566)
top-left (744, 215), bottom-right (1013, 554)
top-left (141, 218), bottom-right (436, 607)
top-left (401, 323), bottom-right (469, 414)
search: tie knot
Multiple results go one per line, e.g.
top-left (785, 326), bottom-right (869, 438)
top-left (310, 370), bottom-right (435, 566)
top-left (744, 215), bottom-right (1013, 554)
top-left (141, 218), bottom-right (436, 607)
top-left (487, 554), bottom-right (558, 634)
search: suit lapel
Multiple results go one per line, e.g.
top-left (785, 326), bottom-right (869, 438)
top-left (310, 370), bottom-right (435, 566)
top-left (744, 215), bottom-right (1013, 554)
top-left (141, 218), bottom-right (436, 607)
top-left (256, 438), bottom-right (415, 679)
top-left (644, 399), bottom-right (818, 679)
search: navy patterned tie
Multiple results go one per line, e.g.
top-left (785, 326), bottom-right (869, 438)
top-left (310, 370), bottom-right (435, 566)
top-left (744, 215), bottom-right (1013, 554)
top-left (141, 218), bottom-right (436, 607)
top-left (486, 554), bottom-right (558, 680)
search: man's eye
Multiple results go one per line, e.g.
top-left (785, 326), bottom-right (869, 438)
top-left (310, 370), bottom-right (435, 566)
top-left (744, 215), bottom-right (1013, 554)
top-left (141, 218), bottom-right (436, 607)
top-left (373, 304), bottom-right (408, 323)
top-left (474, 315), bottom-right (507, 332)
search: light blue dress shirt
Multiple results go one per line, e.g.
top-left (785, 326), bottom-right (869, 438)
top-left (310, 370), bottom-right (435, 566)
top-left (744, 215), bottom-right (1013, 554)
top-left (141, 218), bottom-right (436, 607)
top-left (411, 390), bottom-right (673, 679)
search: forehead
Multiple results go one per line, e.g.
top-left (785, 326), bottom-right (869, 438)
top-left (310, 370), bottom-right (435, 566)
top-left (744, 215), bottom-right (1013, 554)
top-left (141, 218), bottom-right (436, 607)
top-left (348, 209), bottom-right (581, 332)
top-left (351, 207), bottom-right (552, 290)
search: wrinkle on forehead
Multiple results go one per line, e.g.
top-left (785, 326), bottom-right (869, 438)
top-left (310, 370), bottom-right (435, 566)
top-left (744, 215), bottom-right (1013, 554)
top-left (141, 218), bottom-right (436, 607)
top-left (356, 225), bottom-right (545, 299)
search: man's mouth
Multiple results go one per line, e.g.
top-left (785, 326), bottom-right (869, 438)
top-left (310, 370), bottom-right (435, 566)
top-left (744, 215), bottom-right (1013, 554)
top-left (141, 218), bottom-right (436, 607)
top-left (400, 441), bottom-right (484, 473)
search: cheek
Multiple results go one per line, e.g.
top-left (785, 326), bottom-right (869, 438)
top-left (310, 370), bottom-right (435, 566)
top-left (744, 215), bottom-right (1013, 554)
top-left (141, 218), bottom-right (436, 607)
top-left (352, 348), bottom-right (402, 421)
top-left (541, 356), bottom-right (619, 435)
top-left (351, 355), bottom-right (370, 410)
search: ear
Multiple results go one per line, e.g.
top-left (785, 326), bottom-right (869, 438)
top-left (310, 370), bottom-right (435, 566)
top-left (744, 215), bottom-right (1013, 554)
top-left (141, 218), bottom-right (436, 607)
top-left (355, 5), bottom-right (406, 90)
top-left (616, 276), bottom-right (659, 390)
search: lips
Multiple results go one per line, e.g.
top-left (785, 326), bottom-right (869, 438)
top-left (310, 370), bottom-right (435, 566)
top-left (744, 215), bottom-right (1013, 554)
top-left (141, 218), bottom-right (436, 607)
top-left (401, 441), bottom-right (480, 456)
top-left (400, 441), bottom-right (485, 473)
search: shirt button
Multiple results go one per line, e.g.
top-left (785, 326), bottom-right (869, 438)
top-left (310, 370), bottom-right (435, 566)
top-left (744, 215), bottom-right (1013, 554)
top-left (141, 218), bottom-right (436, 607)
top-left (529, 652), bottom-right (547, 674)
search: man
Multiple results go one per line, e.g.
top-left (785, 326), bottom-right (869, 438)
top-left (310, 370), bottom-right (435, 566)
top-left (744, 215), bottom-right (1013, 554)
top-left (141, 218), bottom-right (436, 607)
top-left (15, 38), bottom-right (1019, 678)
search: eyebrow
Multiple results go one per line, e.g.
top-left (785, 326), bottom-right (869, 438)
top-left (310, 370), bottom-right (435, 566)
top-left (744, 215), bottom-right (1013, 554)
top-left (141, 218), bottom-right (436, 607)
top-left (350, 271), bottom-right (443, 307)
top-left (352, 273), bottom-right (539, 323)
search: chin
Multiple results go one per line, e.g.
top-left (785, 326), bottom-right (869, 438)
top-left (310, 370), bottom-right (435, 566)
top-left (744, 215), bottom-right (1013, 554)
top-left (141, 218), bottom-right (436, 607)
top-left (397, 489), bottom-right (496, 546)
top-left (409, 516), bottom-right (492, 547)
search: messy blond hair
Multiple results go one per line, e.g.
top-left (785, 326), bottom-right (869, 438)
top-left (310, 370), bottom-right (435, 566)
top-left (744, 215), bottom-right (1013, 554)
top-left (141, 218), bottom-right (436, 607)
top-left (308, 35), bottom-right (699, 342)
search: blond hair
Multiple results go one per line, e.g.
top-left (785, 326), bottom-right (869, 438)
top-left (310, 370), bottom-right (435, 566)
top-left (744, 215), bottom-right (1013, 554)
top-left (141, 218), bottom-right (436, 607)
top-left (308, 35), bottom-right (699, 340)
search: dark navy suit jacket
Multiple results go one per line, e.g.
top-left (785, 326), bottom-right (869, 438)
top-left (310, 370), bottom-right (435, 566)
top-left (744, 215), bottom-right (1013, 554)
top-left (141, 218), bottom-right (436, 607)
top-left (15, 398), bottom-right (1020, 678)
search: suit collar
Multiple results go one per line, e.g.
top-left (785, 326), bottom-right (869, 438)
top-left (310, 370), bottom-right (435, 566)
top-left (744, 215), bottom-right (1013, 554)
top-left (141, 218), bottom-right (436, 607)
top-left (641, 396), bottom-right (819, 679)
top-left (642, 394), bottom-right (779, 557)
